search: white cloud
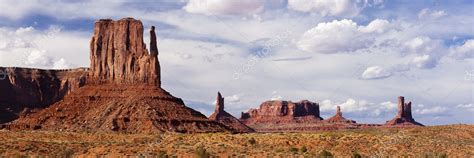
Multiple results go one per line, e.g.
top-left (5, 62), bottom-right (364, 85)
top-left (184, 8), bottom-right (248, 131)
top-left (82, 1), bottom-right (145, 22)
top-left (456, 103), bottom-right (474, 111)
top-left (361, 66), bottom-right (392, 79)
top-left (0, 26), bottom-right (87, 69)
top-left (297, 19), bottom-right (390, 53)
top-left (410, 54), bottom-right (438, 69)
top-left (450, 39), bottom-right (474, 59)
top-left (184, 0), bottom-right (265, 15)
top-left (24, 50), bottom-right (53, 67)
top-left (418, 8), bottom-right (447, 19)
top-left (53, 58), bottom-right (71, 69)
top-left (414, 106), bottom-right (447, 115)
top-left (320, 99), bottom-right (397, 117)
top-left (226, 94), bottom-right (241, 103)
top-left (288, 0), bottom-right (363, 17)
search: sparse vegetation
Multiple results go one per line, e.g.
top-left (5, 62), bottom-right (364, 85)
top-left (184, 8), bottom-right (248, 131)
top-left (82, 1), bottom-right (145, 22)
top-left (319, 150), bottom-right (333, 157)
top-left (300, 146), bottom-right (308, 153)
top-left (248, 137), bottom-right (257, 145)
top-left (0, 125), bottom-right (471, 157)
top-left (195, 146), bottom-right (210, 158)
top-left (289, 147), bottom-right (298, 153)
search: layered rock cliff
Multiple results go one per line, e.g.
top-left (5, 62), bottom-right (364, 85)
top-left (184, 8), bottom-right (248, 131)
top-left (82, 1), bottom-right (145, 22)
top-left (208, 92), bottom-right (254, 133)
top-left (89, 18), bottom-right (160, 86)
top-left (240, 100), bottom-right (323, 125)
top-left (0, 67), bottom-right (87, 124)
top-left (385, 96), bottom-right (423, 126)
top-left (5, 18), bottom-right (230, 133)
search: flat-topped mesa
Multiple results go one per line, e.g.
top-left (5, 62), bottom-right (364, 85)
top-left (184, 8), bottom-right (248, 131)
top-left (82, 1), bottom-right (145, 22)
top-left (240, 100), bottom-right (323, 125)
top-left (89, 18), bottom-right (161, 86)
top-left (385, 96), bottom-right (423, 126)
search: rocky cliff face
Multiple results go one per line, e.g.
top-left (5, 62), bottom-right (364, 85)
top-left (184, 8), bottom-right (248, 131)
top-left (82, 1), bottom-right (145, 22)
top-left (385, 96), bottom-right (423, 126)
top-left (89, 18), bottom-right (160, 86)
top-left (4, 18), bottom-right (230, 133)
top-left (0, 67), bottom-right (87, 124)
top-left (325, 106), bottom-right (356, 124)
top-left (240, 100), bottom-right (323, 126)
top-left (208, 92), bottom-right (254, 133)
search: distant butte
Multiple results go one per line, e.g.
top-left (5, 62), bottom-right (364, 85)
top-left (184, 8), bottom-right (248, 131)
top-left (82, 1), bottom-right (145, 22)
top-left (325, 106), bottom-right (356, 124)
top-left (208, 92), bottom-right (254, 133)
top-left (385, 96), bottom-right (424, 127)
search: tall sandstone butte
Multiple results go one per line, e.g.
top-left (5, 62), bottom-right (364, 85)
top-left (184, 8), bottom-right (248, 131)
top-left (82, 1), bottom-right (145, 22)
top-left (5, 18), bottom-right (230, 133)
top-left (385, 96), bottom-right (423, 126)
top-left (89, 18), bottom-right (160, 86)
top-left (208, 92), bottom-right (254, 133)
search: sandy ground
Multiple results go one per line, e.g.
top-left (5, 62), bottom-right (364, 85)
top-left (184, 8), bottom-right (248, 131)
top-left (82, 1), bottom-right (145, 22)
top-left (0, 125), bottom-right (472, 157)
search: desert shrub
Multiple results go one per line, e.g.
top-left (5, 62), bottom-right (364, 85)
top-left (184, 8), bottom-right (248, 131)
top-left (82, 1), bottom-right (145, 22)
top-left (352, 151), bottom-right (362, 158)
top-left (439, 153), bottom-right (448, 158)
top-left (289, 147), bottom-right (298, 153)
top-left (57, 148), bottom-right (74, 158)
top-left (195, 146), bottom-right (210, 158)
top-left (157, 150), bottom-right (168, 158)
top-left (248, 137), bottom-right (257, 145)
top-left (319, 150), bottom-right (333, 158)
top-left (300, 146), bottom-right (308, 153)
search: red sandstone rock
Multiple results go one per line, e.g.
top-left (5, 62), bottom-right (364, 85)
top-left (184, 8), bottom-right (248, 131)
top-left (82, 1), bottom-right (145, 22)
top-left (208, 92), bottom-right (254, 133)
top-left (3, 18), bottom-right (230, 133)
top-left (385, 96), bottom-right (423, 127)
top-left (240, 100), bottom-right (323, 124)
top-left (89, 18), bottom-right (160, 86)
top-left (325, 106), bottom-right (356, 124)
top-left (0, 67), bottom-right (87, 124)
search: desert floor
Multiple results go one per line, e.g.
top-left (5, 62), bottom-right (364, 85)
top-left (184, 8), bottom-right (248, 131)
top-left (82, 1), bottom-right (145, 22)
top-left (0, 125), bottom-right (472, 157)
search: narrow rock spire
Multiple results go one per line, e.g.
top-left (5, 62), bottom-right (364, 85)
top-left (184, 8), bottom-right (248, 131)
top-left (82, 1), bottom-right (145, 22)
top-left (336, 106), bottom-right (342, 116)
top-left (397, 96), bottom-right (405, 118)
top-left (149, 26), bottom-right (161, 86)
top-left (150, 26), bottom-right (158, 56)
top-left (216, 92), bottom-right (224, 112)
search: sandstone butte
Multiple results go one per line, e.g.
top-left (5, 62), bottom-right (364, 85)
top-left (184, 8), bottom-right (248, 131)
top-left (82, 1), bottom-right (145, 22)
top-left (208, 92), bottom-right (254, 133)
top-left (0, 18), bottom-right (231, 133)
top-left (0, 17), bottom-right (424, 133)
top-left (239, 96), bottom-right (423, 132)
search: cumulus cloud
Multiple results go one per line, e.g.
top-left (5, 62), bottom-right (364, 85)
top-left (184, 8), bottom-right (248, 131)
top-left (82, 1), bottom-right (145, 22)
top-left (320, 99), bottom-right (397, 117)
top-left (297, 19), bottom-right (390, 53)
top-left (184, 0), bottom-right (265, 15)
top-left (287, 0), bottom-right (378, 17)
top-left (226, 94), bottom-right (241, 103)
top-left (456, 103), bottom-right (474, 111)
top-left (361, 66), bottom-right (392, 79)
top-left (418, 8), bottom-right (447, 19)
top-left (0, 26), bottom-right (84, 69)
top-left (414, 106), bottom-right (447, 115)
top-left (24, 50), bottom-right (53, 67)
top-left (410, 54), bottom-right (438, 69)
top-left (450, 39), bottom-right (474, 59)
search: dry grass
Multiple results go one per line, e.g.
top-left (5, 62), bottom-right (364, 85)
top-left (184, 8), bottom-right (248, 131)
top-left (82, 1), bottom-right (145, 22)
top-left (0, 125), bottom-right (472, 157)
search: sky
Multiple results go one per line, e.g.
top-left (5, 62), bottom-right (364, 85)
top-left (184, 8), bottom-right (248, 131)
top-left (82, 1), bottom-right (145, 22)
top-left (0, 0), bottom-right (472, 125)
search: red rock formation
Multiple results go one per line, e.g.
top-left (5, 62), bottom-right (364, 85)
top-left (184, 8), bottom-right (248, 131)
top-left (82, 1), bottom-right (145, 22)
top-left (89, 18), bottom-right (160, 86)
top-left (3, 18), bottom-right (230, 133)
top-left (208, 92), bottom-right (254, 133)
top-left (385, 96), bottom-right (423, 127)
top-left (325, 106), bottom-right (356, 124)
top-left (0, 67), bottom-right (87, 124)
top-left (240, 100), bottom-right (324, 131)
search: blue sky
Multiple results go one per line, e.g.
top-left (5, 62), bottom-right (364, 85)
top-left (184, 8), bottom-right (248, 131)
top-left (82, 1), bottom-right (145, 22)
top-left (0, 0), bottom-right (472, 125)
